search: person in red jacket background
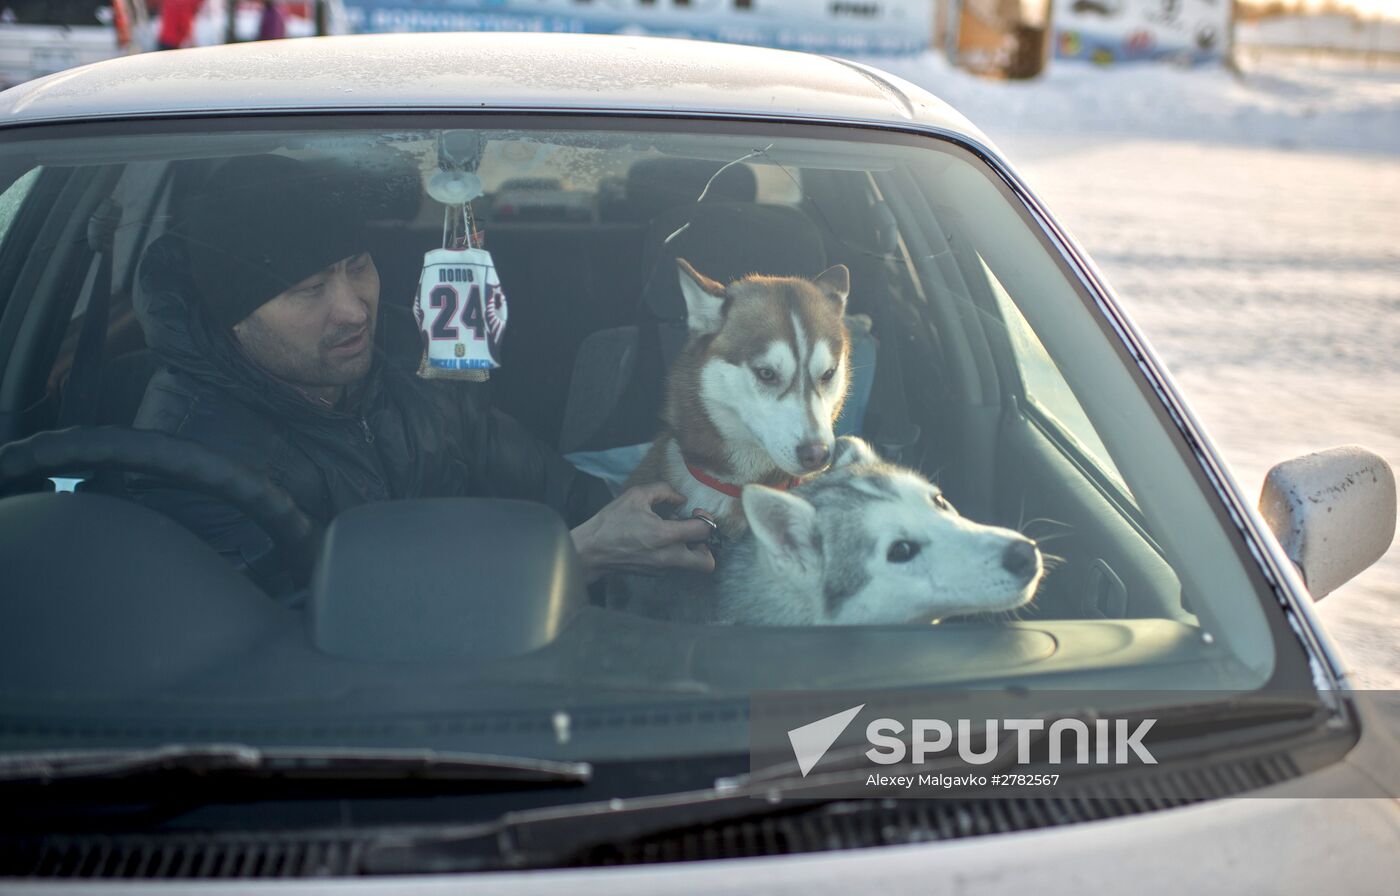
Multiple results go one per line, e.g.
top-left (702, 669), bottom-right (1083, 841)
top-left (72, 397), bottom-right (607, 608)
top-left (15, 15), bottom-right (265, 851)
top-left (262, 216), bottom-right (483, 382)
top-left (156, 0), bottom-right (204, 51)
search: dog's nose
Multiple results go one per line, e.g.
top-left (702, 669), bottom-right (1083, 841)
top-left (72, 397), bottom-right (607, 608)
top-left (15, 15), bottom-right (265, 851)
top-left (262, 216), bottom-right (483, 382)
top-left (796, 441), bottom-right (831, 471)
top-left (1002, 539), bottom-right (1041, 580)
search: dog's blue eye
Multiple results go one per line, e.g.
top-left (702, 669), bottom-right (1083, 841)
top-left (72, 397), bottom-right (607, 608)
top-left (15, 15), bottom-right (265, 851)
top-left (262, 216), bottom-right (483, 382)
top-left (820, 367), bottom-right (837, 383)
top-left (754, 366), bottom-right (777, 383)
top-left (887, 541), bottom-right (920, 563)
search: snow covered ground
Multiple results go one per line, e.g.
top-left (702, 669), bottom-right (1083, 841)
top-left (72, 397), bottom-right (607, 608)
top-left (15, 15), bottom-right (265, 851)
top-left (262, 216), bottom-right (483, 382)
top-left (869, 48), bottom-right (1400, 687)
top-left (1238, 13), bottom-right (1400, 56)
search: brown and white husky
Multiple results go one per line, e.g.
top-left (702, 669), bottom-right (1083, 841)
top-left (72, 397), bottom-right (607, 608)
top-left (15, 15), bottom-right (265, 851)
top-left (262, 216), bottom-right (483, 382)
top-left (626, 258), bottom-right (853, 538)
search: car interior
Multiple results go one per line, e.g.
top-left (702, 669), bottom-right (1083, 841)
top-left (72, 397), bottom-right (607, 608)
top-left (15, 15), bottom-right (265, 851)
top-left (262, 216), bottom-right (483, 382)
top-left (0, 122), bottom-right (1285, 742)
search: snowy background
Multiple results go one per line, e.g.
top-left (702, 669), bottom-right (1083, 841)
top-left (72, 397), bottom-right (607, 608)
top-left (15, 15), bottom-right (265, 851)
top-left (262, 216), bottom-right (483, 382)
top-left (866, 47), bottom-right (1399, 687)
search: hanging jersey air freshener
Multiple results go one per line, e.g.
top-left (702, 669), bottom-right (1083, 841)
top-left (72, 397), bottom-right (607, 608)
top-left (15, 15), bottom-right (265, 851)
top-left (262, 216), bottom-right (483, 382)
top-left (414, 247), bottom-right (507, 381)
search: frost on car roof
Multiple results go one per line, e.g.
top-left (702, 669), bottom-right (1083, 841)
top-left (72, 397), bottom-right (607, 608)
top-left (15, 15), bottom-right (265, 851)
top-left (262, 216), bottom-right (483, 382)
top-left (0, 32), bottom-right (984, 140)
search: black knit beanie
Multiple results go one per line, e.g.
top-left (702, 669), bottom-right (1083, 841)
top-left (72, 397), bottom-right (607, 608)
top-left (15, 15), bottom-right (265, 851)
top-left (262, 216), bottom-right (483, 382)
top-left (183, 155), bottom-right (368, 328)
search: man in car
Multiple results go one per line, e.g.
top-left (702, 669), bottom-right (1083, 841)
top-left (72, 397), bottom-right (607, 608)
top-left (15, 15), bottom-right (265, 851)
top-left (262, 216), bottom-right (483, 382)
top-left (131, 154), bottom-right (714, 601)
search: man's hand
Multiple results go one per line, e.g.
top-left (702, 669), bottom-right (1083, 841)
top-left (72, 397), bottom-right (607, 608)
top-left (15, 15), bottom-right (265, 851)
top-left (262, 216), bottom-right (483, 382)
top-left (570, 483), bottom-right (716, 583)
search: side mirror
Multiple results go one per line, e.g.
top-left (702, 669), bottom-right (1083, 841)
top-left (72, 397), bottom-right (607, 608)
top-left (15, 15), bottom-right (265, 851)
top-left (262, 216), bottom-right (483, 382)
top-left (1259, 446), bottom-right (1396, 600)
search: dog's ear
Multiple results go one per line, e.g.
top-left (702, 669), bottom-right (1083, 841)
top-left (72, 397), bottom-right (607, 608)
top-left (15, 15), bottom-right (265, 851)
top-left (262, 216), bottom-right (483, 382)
top-left (813, 264), bottom-right (849, 313)
top-left (742, 485), bottom-right (820, 578)
top-left (676, 258), bottom-right (727, 335)
top-left (830, 435), bottom-right (879, 470)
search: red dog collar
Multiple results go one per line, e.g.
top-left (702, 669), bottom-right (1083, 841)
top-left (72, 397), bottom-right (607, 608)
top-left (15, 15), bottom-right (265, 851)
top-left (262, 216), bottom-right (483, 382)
top-left (685, 463), bottom-right (800, 498)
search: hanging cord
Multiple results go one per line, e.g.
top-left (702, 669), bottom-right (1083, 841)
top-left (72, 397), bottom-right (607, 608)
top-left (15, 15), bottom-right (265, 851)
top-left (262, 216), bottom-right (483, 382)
top-left (442, 202), bottom-right (475, 250)
top-left (464, 201), bottom-right (480, 249)
top-left (665, 143), bottom-right (775, 245)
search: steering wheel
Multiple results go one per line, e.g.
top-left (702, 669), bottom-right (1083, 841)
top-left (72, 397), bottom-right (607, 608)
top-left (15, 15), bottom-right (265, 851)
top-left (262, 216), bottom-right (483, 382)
top-left (0, 426), bottom-right (321, 581)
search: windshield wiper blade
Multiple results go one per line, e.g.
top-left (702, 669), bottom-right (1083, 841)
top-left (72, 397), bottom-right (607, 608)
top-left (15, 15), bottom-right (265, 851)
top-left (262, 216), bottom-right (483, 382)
top-left (0, 744), bottom-right (591, 786)
top-left (365, 721), bottom-right (1052, 875)
top-left (365, 697), bottom-right (1336, 874)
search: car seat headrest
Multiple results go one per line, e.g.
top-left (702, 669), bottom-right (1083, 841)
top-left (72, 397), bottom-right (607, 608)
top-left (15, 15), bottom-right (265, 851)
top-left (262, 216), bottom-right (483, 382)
top-left (131, 232), bottom-right (200, 349)
top-left (639, 202), bottom-right (828, 321)
top-left (624, 158), bottom-right (757, 221)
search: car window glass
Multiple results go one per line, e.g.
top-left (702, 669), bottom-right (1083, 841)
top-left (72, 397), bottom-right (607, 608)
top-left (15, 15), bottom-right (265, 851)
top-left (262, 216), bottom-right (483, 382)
top-left (0, 166), bottom-right (40, 244)
top-left (0, 121), bottom-right (1296, 772)
top-left (979, 253), bottom-right (1131, 494)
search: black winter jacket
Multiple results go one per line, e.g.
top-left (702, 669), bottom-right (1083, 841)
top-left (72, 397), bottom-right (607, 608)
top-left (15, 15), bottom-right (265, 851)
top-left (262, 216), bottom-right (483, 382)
top-left (130, 237), bottom-right (608, 600)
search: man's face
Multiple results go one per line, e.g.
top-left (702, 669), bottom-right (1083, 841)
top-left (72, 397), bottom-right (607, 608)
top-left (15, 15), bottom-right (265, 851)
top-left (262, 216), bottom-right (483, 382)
top-left (233, 252), bottom-right (380, 394)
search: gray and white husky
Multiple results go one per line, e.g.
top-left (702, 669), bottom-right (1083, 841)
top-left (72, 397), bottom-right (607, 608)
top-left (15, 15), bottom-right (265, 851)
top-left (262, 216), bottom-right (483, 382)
top-left (629, 437), bottom-right (1044, 626)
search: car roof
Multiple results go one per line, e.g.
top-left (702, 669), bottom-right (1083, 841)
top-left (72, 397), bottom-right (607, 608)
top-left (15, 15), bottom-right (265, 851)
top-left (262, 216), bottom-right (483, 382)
top-left (0, 32), bottom-right (988, 141)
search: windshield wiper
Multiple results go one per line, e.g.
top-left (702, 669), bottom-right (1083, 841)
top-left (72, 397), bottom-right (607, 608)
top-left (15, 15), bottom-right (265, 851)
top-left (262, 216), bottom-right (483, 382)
top-left (0, 744), bottom-right (591, 787)
top-left (364, 711), bottom-right (1088, 874)
top-left (363, 696), bottom-right (1335, 874)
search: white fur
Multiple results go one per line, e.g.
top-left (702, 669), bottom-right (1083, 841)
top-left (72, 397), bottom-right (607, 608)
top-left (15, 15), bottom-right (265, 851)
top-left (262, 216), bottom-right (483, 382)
top-left (661, 438), bottom-right (742, 524)
top-left (678, 267), bottom-right (725, 335)
top-left (745, 488), bottom-right (821, 579)
top-left (694, 338), bottom-right (846, 480)
top-left (830, 472), bottom-right (1037, 624)
top-left (717, 440), bottom-right (1043, 626)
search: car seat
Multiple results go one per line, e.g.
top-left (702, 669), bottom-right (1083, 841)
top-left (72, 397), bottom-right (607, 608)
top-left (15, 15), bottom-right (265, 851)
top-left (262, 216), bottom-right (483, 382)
top-left (612, 157), bottom-right (758, 222)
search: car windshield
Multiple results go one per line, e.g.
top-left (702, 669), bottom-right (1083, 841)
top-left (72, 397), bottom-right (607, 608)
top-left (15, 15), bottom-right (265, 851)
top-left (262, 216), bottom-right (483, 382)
top-left (0, 116), bottom-right (1312, 773)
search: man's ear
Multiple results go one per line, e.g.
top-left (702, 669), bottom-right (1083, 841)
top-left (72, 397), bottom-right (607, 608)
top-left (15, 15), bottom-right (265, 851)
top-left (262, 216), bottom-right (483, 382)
top-left (813, 264), bottom-right (849, 313)
top-left (830, 435), bottom-right (879, 470)
top-left (742, 485), bottom-right (821, 577)
top-left (676, 258), bottom-right (726, 335)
